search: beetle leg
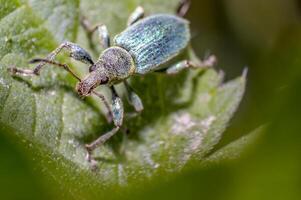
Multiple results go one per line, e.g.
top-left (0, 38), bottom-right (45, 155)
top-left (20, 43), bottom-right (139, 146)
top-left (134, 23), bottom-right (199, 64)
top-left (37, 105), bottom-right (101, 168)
top-left (81, 16), bottom-right (111, 49)
top-left (85, 126), bottom-right (120, 166)
top-left (8, 42), bottom-right (93, 76)
top-left (177, 0), bottom-right (191, 17)
top-left (124, 80), bottom-right (144, 113)
top-left (85, 86), bottom-right (124, 165)
top-left (166, 55), bottom-right (217, 75)
top-left (10, 58), bottom-right (82, 80)
top-left (127, 6), bottom-right (145, 26)
top-left (97, 25), bottom-right (110, 49)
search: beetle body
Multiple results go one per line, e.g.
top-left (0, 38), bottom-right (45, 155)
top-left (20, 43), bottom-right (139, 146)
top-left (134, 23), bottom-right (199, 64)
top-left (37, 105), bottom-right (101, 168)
top-left (115, 14), bottom-right (190, 74)
top-left (78, 14), bottom-right (190, 94)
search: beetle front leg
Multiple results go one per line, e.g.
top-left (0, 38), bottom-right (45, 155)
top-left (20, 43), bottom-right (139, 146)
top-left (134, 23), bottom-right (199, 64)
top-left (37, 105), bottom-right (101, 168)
top-left (81, 16), bottom-right (111, 49)
top-left (85, 126), bottom-right (120, 167)
top-left (85, 86), bottom-right (124, 165)
top-left (166, 55), bottom-right (217, 75)
top-left (127, 6), bottom-right (145, 26)
top-left (8, 42), bottom-right (94, 76)
top-left (124, 80), bottom-right (143, 113)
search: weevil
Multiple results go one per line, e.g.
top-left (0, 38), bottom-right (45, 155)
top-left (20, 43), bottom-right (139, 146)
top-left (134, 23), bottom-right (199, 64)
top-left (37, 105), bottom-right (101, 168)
top-left (8, 0), bottom-right (216, 165)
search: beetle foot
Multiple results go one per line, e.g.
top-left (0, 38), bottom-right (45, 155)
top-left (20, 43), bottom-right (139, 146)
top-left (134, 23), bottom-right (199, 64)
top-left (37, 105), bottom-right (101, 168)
top-left (85, 145), bottom-right (99, 171)
top-left (200, 54), bottom-right (217, 68)
top-left (7, 66), bottom-right (36, 76)
top-left (190, 54), bottom-right (217, 69)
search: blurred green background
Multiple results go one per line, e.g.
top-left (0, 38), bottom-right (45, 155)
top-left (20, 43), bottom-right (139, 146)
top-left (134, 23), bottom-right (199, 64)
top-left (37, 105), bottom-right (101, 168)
top-left (1, 0), bottom-right (301, 199)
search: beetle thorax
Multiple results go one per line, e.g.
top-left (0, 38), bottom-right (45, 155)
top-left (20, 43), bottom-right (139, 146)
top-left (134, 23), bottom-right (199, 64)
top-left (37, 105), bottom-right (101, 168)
top-left (96, 46), bottom-right (135, 84)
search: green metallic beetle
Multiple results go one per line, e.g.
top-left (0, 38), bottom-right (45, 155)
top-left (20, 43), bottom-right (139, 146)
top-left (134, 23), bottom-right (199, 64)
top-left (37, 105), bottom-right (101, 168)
top-left (9, 0), bottom-right (216, 165)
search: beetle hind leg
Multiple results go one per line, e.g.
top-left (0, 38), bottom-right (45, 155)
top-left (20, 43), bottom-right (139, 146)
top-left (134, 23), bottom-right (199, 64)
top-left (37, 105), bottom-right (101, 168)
top-left (166, 55), bottom-right (217, 75)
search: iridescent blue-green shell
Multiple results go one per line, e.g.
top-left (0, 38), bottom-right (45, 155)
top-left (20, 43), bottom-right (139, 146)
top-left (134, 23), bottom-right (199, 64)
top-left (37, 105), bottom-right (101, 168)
top-left (114, 14), bottom-right (190, 74)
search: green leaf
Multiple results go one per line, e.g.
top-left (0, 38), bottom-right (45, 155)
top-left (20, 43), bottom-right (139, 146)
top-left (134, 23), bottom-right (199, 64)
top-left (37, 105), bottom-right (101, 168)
top-left (28, 0), bottom-right (79, 42)
top-left (202, 126), bottom-right (265, 165)
top-left (0, 0), bottom-right (247, 197)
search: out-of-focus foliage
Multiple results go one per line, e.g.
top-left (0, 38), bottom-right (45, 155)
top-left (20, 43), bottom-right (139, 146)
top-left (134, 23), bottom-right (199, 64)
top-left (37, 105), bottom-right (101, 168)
top-left (121, 72), bottom-right (301, 200)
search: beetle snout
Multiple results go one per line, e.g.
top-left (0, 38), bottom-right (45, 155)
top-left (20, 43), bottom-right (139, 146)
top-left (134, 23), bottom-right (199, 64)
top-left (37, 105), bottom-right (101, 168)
top-left (76, 81), bottom-right (93, 97)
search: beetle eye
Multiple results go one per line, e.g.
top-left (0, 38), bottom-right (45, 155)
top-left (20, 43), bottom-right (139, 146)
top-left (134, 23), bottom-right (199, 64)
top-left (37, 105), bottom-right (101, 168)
top-left (100, 76), bottom-right (109, 84)
top-left (89, 64), bottom-right (97, 72)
